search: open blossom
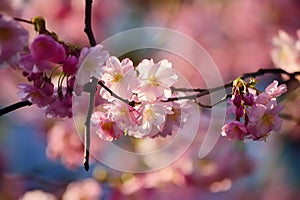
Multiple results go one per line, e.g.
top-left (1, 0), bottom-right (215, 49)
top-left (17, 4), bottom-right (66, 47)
top-left (221, 121), bottom-right (248, 140)
top-left (100, 56), bottom-right (139, 100)
top-left (20, 190), bottom-right (57, 200)
top-left (135, 59), bottom-right (178, 101)
top-left (271, 30), bottom-right (300, 73)
top-left (76, 44), bottom-right (109, 87)
top-left (18, 83), bottom-right (54, 107)
top-left (108, 101), bottom-right (139, 131)
top-left (0, 13), bottom-right (28, 68)
top-left (62, 179), bottom-right (102, 200)
top-left (91, 111), bottom-right (123, 141)
top-left (246, 103), bottom-right (284, 140)
top-left (127, 102), bottom-right (173, 138)
top-left (265, 80), bottom-right (288, 98)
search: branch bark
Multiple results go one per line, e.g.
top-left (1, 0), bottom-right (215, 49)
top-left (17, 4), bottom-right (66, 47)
top-left (0, 100), bottom-right (32, 117)
top-left (84, 0), bottom-right (97, 47)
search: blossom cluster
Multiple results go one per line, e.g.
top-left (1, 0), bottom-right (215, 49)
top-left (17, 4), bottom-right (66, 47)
top-left (222, 78), bottom-right (287, 141)
top-left (89, 56), bottom-right (184, 140)
top-left (0, 13), bottom-right (289, 142)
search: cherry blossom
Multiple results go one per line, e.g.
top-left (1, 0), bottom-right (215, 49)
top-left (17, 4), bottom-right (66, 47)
top-left (221, 121), bottom-right (248, 140)
top-left (222, 79), bottom-right (287, 141)
top-left (62, 179), bottom-right (102, 200)
top-left (271, 30), bottom-right (300, 73)
top-left (18, 83), bottom-right (54, 107)
top-left (0, 13), bottom-right (28, 68)
top-left (127, 102), bottom-right (173, 138)
top-left (246, 103), bottom-right (284, 140)
top-left (76, 44), bottom-right (109, 87)
top-left (135, 59), bottom-right (178, 101)
top-left (100, 56), bottom-right (139, 100)
top-left (91, 110), bottom-right (123, 141)
top-left (265, 80), bottom-right (288, 98)
top-left (20, 190), bottom-right (57, 200)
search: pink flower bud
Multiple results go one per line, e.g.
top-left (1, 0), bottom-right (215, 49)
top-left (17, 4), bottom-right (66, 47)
top-left (236, 106), bottom-right (244, 118)
top-left (63, 56), bottom-right (78, 75)
top-left (221, 121), bottom-right (248, 140)
top-left (233, 95), bottom-right (242, 107)
top-left (30, 34), bottom-right (66, 63)
top-left (243, 93), bottom-right (254, 106)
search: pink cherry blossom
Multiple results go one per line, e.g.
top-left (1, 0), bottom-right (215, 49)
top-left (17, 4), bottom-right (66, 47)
top-left (127, 102), bottom-right (173, 138)
top-left (246, 104), bottom-right (284, 140)
top-left (91, 111), bottom-right (123, 141)
top-left (20, 190), bottom-right (57, 200)
top-left (265, 80), bottom-right (287, 98)
top-left (135, 59), bottom-right (178, 101)
top-left (19, 54), bottom-right (52, 73)
top-left (62, 179), bottom-right (102, 200)
top-left (18, 84), bottom-right (54, 107)
top-left (221, 121), bottom-right (248, 140)
top-left (0, 13), bottom-right (28, 68)
top-left (100, 56), bottom-right (139, 100)
top-left (271, 30), bottom-right (300, 73)
top-left (76, 44), bottom-right (109, 87)
top-left (108, 101), bottom-right (139, 131)
top-left (45, 95), bottom-right (72, 118)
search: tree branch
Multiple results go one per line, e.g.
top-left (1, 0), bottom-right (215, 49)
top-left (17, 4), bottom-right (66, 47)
top-left (84, 0), bottom-right (97, 47)
top-left (82, 0), bottom-right (97, 171)
top-left (97, 68), bottom-right (300, 109)
top-left (83, 77), bottom-right (98, 171)
top-left (0, 100), bottom-right (32, 117)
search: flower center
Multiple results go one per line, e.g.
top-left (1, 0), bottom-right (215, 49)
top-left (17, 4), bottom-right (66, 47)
top-left (144, 109), bottom-right (155, 121)
top-left (112, 72), bottom-right (122, 83)
top-left (149, 75), bottom-right (159, 86)
top-left (101, 121), bottom-right (114, 132)
top-left (262, 114), bottom-right (274, 126)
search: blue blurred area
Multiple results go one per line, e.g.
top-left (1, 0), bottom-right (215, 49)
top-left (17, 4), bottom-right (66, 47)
top-left (0, 118), bottom-right (94, 194)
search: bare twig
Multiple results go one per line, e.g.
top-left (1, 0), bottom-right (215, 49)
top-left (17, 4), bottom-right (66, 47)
top-left (83, 76), bottom-right (98, 171)
top-left (82, 0), bottom-right (97, 171)
top-left (84, 0), bottom-right (97, 47)
top-left (0, 100), bottom-right (32, 117)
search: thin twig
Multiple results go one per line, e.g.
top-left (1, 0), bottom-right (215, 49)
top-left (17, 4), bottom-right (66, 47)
top-left (98, 81), bottom-right (136, 106)
top-left (279, 113), bottom-right (300, 124)
top-left (0, 100), bottom-right (32, 117)
top-left (172, 68), bottom-right (300, 94)
top-left (84, 0), bottom-right (97, 47)
top-left (83, 77), bottom-right (98, 171)
top-left (83, 0), bottom-right (97, 171)
top-left (13, 17), bottom-right (33, 24)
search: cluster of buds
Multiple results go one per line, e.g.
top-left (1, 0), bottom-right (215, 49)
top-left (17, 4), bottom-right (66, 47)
top-left (222, 78), bottom-right (287, 141)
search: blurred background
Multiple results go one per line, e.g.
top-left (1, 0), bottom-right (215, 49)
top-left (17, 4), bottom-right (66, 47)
top-left (1, 0), bottom-right (300, 199)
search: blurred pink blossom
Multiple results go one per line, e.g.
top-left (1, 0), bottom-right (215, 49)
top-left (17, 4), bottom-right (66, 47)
top-left (62, 179), bottom-right (102, 200)
top-left (0, 13), bottom-right (28, 68)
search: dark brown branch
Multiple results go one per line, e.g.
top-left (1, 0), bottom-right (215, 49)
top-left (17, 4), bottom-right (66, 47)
top-left (172, 69), bottom-right (300, 93)
top-left (82, 0), bottom-right (97, 172)
top-left (0, 100), bottom-right (32, 117)
top-left (98, 81), bottom-right (136, 107)
top-left (84, 0), bottom-right (97, 47)
top-left (98, 68), bottom-right (300, 109)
